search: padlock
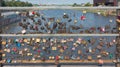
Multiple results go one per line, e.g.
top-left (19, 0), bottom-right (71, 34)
top-left (43, 39), bottom-right (46, 43)
top-left (24, 38), bottom-right (28, 43)
top-left (36, 38), bottom-right (41, 43)
top-left (2, 41), bottom-right (6, 45)
top-left (88, 56), bottom-right (92, 61)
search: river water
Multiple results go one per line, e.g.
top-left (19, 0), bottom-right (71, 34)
top-left (2, 9), bottom-right (117, 34)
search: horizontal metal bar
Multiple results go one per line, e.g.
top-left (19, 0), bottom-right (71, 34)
top-left (0, 34), bottom-right (119, 37)
top-left (0, 60), bottom-right (113, 64)
top-left (3, 63), bottom-right (115, 66)
top-left (0, 6), bottom-right (120, 10)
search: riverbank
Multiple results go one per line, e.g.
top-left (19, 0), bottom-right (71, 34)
top-left (77, 9), bottom-right (116, 16)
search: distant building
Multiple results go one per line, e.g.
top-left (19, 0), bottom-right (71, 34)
top-left (0, 0), bottom-right (2, 17)
top-left (118, 0), bottom-right (120, 6)
top-left (0, 0), bottom-right (2, 6)
top-left (93, 0), bottom-right (117, 6)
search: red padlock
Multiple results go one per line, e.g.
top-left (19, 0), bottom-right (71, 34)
top-left (56, 55), bottom-right (59, 61)
top-left (32, 11), bottom-right (35, 14)
top-left (80, 15), bottom-right (86, 20)
top-left (37, 49), bottom-right (41, 53)
top-left (12, 47), bottom-right (17, 52)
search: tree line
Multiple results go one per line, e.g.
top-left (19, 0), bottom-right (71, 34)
top-left (1, 0), bottom-right (33, 7)
top-left (73, 2), bottom-right (93, 7)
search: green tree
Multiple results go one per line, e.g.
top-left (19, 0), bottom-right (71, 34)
top-left (73, 3), bottom-right (77, 7)
top-left (1, 0), bottom-right (33, 7)
top-left (84, 2), bottom-right (92, 6)
top-left (1, 1), bottom-right (6, 6)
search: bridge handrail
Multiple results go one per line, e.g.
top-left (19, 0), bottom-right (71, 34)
top-left (0, 6), bottom-right (120, 10)
top-left (0, 34), bottom-right (119, 37)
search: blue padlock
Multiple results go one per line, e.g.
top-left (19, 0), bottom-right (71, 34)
top-left (7, 59), bottom-right (12, 63)
top-left (16, 43), bottom-right (21, 47)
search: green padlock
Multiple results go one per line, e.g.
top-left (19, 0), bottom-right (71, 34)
top-left (109, 53), bottom-right (113, 59)
top-left (11, 51), bottom-right (15, 54)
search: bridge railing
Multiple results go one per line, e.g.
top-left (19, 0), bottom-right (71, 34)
top-left (0, 6), bottom-right (119, 66)
top-left (0, 6), bottom-right (120, 10)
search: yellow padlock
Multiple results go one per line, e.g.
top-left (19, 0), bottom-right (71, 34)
top-left (43, 39), bottom-right (46, 43)
top-left (24, 39), bottom-right (28, 43)
top-left (36, 38), bottom-right (40, 43)
top-left (2, 41), bottom-right (6, 45)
